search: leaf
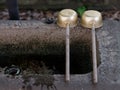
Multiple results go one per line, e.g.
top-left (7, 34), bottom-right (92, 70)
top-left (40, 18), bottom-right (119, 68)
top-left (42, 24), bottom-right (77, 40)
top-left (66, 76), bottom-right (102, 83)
top-left (77, 6), bottom-right (86, 16)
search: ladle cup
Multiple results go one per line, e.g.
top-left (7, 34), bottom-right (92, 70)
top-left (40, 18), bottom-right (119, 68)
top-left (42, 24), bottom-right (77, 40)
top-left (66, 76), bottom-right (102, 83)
top-left (57, 9), bottom-right (78, 82)
top-left (81, 10), bottom-right (103, 84)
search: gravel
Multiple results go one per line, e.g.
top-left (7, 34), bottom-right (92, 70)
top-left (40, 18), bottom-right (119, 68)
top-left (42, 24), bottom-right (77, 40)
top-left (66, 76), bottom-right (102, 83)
top-left (0, 9), bottom-right (120, 21)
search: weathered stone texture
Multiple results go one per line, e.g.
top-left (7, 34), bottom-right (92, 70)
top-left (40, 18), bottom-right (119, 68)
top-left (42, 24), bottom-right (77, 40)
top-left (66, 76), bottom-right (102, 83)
top-left (0, 20), bottom-right (119, 90)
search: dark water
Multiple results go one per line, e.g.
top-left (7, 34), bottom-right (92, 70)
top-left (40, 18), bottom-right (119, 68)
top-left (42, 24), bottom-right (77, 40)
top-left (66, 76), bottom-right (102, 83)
top-left (0, 53), bottom-right (94, 74)
top-left (0, 42), bottom-right (100, 74)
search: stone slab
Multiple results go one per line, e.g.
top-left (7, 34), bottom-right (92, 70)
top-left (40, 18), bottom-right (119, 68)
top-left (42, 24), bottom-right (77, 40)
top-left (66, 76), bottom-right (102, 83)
top-left (0, 20), bottom-right (119, 90)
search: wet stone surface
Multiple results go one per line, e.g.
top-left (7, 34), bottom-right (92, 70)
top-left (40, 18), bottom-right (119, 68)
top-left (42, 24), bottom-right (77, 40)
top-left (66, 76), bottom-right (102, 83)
top-left (0, 20), bottom-right (119, 90)
top-left (0, 20), bottom-right (94, 74)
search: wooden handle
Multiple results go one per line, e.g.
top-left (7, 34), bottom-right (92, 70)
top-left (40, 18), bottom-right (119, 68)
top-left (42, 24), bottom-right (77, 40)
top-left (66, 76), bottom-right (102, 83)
top-left (92, 24), bottom-right (98, 83)
top-left (65, 24), bottom-right (70, 81)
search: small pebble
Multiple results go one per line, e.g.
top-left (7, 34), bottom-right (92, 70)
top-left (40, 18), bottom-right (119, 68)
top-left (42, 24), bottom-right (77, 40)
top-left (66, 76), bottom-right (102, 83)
top-left (44, 18), bottom-right (54, 24)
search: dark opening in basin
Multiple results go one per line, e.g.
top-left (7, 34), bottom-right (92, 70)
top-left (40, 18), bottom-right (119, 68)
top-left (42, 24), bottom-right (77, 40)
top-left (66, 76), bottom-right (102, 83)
top-left (0, 42), bottom-right (100, 74)
top-left (0, 22), bottom-right (101, 75)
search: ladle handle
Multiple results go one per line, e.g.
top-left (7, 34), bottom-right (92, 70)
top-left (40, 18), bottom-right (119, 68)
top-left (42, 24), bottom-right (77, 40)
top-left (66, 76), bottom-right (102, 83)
top-left (66, 24), bottom-right (70, 82)
top-left (92, 24), bottom-right (98, 83)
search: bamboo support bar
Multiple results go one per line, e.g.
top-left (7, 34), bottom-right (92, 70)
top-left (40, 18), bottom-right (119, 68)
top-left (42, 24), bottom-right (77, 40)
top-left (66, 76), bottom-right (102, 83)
top-left (65, 24), bottom-right (70, 81)
top-left (92, 25), bottom-right (98, 84)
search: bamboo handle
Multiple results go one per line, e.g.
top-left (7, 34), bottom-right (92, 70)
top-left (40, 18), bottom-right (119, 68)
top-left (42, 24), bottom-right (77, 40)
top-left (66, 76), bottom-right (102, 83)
top-left (92, 24), bottom-right (98, 83)
top-left (65, 24), bottom-right (70, 82)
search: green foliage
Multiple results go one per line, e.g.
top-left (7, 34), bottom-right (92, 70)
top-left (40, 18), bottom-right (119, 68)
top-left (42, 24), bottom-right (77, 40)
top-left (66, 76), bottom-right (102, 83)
top-left (77, 6), bottom-right (86, 16)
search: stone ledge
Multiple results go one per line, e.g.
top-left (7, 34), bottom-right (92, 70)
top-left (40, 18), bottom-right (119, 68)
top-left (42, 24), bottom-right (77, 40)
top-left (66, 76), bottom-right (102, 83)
top-left (0, 20), bottom-right (119, 89)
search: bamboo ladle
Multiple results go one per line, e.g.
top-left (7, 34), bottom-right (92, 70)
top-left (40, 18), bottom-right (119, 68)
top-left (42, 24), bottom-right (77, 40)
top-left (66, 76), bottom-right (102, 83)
top-left (81, 10), bottom-right (103, 84)
top-left (57, 9), bottom-right (78, 82)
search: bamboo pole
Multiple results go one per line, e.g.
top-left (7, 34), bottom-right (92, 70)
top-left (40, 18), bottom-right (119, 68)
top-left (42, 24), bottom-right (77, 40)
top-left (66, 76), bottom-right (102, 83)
top-left (92, 24), bottom-right (98, 83)
top-left (65, 24), bottom-right (70, 81)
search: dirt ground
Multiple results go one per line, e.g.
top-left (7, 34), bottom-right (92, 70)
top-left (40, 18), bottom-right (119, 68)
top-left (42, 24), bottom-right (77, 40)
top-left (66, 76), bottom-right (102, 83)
top-left (0, 9), bottom-right (120, 21)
